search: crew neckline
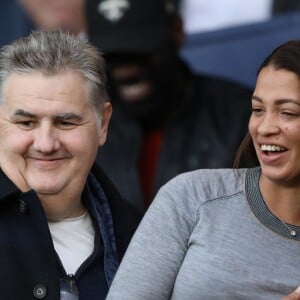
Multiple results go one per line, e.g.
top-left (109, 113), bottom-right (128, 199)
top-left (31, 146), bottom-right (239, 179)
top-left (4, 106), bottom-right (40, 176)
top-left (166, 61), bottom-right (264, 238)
top-left (48, 210), bottom-right (88, 223)
top-left (246, 167), bottom-right (300, 241)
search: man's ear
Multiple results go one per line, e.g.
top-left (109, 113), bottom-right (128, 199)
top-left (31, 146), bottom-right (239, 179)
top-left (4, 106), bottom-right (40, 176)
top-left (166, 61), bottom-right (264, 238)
top-left (98, 102), bottom-right (112, 146)
top-left (169, 15), bottom-right (185, 48)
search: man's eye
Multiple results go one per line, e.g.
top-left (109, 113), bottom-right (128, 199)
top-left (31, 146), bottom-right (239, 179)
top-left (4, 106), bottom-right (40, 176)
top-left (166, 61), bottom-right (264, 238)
top-left (16, 120), bottom-right (35, 128)
top-left (60, 121), bottom-right (73, 126)
top-left (58, 120), bottom-right (77, 128)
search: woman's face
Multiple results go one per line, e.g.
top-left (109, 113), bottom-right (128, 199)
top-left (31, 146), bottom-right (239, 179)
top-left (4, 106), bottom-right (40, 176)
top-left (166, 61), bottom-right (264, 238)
top-left (249, 65), bottom-right (300, 186)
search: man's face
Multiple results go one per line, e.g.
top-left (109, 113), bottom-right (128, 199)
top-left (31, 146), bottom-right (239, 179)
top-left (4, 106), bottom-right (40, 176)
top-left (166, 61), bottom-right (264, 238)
top-left (0, 70), bottom-right (111, 198)
top-left (19, 0), bottom-right (86, 35)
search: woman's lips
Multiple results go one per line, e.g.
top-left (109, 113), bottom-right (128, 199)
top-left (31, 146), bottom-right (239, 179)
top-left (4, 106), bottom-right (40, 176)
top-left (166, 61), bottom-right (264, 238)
top-left (258, 144), bottom-right (288, 164)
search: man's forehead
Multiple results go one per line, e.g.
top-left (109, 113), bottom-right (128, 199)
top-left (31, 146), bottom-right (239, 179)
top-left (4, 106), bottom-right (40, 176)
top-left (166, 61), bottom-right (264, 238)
top-left (0, 71), bottom-right (90, 111)
top-left (2, 70), bottom-right (87, 94)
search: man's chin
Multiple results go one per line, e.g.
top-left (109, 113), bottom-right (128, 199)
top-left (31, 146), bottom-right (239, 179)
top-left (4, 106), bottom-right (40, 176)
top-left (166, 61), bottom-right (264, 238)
top-left (34, 187), bottom-right (61, 196)
top-left (28, 180), bottom-right (63, 196)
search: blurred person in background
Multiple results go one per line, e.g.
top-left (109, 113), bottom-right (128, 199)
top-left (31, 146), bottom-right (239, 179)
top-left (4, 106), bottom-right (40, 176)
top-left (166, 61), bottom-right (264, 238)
top-left (19, 0), bottom-right (87, 38)
top-left (87, 0), bottom-right (252, 212)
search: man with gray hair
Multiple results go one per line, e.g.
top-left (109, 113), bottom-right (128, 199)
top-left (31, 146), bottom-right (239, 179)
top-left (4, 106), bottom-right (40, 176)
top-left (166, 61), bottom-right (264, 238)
top-left (0, 30), bottom-right (140, 299)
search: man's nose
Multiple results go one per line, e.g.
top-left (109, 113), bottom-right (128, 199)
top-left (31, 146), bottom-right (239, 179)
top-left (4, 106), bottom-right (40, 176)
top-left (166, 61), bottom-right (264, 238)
top-left (33, 124), bottom-right (60, 153)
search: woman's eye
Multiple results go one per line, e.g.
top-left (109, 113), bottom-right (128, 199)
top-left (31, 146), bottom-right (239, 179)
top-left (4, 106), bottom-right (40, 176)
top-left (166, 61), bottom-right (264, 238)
top-left (251, 108), bottom-right (263, 114)
top-left (282, 111), bottom-right (298, 117)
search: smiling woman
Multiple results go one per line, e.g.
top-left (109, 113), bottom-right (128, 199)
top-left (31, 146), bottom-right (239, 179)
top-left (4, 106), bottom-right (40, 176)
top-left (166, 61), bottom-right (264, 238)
top-left (106, 39), bottom-right (300, 300)
top-left (249, 67), bottom-right (300, 188)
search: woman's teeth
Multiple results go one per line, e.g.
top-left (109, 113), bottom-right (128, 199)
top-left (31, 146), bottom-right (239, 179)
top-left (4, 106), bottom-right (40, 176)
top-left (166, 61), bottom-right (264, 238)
top-left (261, 144), bottom-right (285, 152)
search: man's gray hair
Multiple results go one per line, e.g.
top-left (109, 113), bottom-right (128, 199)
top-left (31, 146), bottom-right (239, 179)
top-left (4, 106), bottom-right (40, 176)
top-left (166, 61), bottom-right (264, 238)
top-left (0, 30), bottom-right (109, 118)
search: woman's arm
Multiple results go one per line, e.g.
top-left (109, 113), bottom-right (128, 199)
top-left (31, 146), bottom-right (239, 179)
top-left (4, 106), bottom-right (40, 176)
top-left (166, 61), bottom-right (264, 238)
top-left (106, 175), bottom-right (199, 300)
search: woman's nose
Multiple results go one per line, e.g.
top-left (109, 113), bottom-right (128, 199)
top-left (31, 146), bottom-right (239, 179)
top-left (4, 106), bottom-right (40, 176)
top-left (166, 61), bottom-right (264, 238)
top-left (257, 113), bottom-right (280, 136)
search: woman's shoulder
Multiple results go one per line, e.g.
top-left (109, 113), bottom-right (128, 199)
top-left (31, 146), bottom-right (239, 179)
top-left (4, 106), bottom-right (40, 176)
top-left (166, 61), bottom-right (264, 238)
top-left (159, 168), bottom-right (247, 206)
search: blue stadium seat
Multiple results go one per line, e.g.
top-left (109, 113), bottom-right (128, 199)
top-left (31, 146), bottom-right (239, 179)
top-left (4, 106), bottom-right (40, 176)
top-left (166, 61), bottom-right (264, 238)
top-left (180, 12), bottom-right (300, 88)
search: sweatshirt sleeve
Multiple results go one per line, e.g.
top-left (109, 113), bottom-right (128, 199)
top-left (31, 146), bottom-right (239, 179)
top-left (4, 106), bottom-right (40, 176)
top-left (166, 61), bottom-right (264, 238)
top-left (106, 173), bottom-right (199, 300)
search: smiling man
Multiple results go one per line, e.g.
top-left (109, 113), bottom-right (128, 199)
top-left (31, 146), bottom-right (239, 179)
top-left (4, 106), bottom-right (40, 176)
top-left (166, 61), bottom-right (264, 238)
top-left (0, 30), bottom-right (140, 299)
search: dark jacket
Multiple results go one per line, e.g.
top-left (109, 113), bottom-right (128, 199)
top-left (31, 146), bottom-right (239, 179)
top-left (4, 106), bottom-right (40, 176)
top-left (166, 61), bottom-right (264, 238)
top-left (272, 0), bottom-right (300, 15)
top-left (0, 164), bottom-right (141, 299)
top-left (97, 68), bottom-right (252, 212)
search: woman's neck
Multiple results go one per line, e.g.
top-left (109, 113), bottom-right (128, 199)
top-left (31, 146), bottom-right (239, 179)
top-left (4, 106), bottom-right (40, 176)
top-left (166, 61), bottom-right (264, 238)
top-left (259, 176), bottom-right (300, 225)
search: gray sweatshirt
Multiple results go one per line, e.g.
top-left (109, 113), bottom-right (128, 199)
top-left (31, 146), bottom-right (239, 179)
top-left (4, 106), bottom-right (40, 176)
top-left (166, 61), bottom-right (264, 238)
top-left (107, 168), bottom-right (300, 299)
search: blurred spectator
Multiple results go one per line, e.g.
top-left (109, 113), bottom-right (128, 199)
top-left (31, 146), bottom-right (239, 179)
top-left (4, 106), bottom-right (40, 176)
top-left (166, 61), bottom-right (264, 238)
top-left (19, 0), bottom-right (87, 38)
top-left (0, 1), bottom-right (31, 47)
top-left (87, 0), bottom-right (252, 212)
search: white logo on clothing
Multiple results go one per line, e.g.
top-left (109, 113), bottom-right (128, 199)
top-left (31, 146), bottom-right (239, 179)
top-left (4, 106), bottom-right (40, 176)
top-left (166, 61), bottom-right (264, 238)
top-left (98, 0), bottom-right (130, 22)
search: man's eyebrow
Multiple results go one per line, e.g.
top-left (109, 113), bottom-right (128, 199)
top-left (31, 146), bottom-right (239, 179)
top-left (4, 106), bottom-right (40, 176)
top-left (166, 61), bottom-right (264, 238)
top-left (11, 110), bottom-right (84, 121)
top-left (12, 109), bottom-right (36, 118)
top-left (54, 113), bottom-right (84, 121)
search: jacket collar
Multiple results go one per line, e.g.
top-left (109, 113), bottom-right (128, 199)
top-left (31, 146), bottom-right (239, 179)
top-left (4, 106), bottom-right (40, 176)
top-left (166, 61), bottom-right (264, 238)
top-left (0, 163), bottom-right (122, 204)
top-left (0, 163), bottom-right (109, 202)
top-left (0, 168), bottom-right (20, 201)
